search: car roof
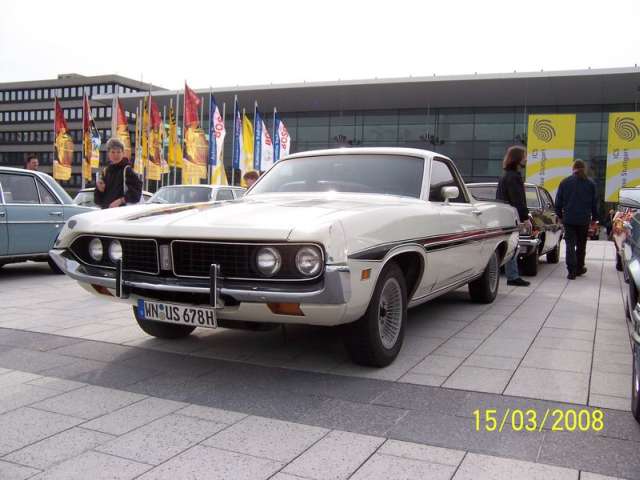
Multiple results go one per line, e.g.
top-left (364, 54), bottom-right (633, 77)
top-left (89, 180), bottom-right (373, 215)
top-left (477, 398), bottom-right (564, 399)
top-left (467, 182), bottom-right (540, 188)
top-left (0, 166), bottom-right (57, 182)
top-left (283, 147), bottom-right (447, 162)
top-left (78, 187), bottom-right (153, 195)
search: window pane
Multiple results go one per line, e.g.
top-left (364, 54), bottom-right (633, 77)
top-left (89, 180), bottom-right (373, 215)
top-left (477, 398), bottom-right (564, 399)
top-left (30, 111), bottom-right (35, 121)
top-left (0, 173), bottom-right (40, 203)
top-left (215, 189), bottom-right (234, 201)
top-left (474, 123), bottom-right (514, 141)
top-left (296, 125), bottom-right (328, 142)
top-left (429, 159), bottom-right (465, 202)
top-left (362, 124), bottom-right (397, 142)
top-left (438, 123), bottom-right (473, 141)
top-left (63, 87), bottom-right (69, 97)
top-left (37, 179), bottom-right (59, 204)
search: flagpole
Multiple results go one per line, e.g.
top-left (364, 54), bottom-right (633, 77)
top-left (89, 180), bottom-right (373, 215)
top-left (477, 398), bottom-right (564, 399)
top-left (208, 88), bottom-right (212, 185)
top-left (220, 102), bottom-right (226, 184)
top-left (253, 100), bottom-right (258, 172)
top-left (181, 82), bottom-right (186, 186)
top-left (231, 96), bottom-right (237, 186)
top-left (162, 105), bottom-right (167, 188)
top-left (272, 107), bottom-right (277, 162)
top-left (81, 96), bottom-right (86, 190)
top-left (52, 97), bottom-right (56, 182)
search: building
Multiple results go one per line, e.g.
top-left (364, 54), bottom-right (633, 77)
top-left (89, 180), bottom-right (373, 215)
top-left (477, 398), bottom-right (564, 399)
top-left (0, 74), bottom-right (164, 188)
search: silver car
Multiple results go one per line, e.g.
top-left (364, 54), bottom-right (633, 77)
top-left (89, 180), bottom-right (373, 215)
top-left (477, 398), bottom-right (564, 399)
top-left (147, 185), bottom-right (245, 204)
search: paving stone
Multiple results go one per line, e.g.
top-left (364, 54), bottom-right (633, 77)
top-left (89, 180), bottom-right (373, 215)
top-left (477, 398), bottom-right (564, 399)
top-left (0, 383), bottom-right (62, 414)
top-left (581, 472), bottom-right (628, 480)
top-left (0, 347), bottom-right (76, 373)
top-left (522, 347), bottom-right (592, 373)
top-left (0, 370), bottom-right (41, 387)
top-left (49, 340), bottom-right (141, 363)
top-left (474, 337), bottom-right (533, 359)
top-left (463, 354), bottom-right (520, 371)
top-left (589, 394), bottom-right (630, 411)
top-left (0, 407), bottom-right (83, 455)
top-left (31, 385), bottom-right (146, 419)
top-left (136, 445), bottom-right (282, 480)
top-left (453, 452), bottom-right (578, 479)
top-left (283, 430), bottom-right (383, 480)
top-left (96, 413), bottom-right (226, 465)
top-left (399, 372), bottom-right (446, 386)
top-left (590, 372), bottom-right (632, 399)
top-left (379, 439), bottom-right (465, 466)
top-left (372, 382), bottom-right (470, 414)
top-left (5, 427), bottom-right (114, 469)
top-left (204, 415), bottom-right (327, 462)
top-left (175, 404), bottom-right (248, 424)
top-left (443, 366), bottom-right (513, 394)
top-left (409, 354), bottom-right (464, 376)
top-left (29, 451), bottom-right (151, 480)
top-left (538, 328), bottom-right (594, 341)
top-left (351, 453), bottom-right (457, 480)
top-left (504, 367), bottom-right (589, 404)
top-left (25, 377), bottom-right (85, 392)
top-left (82, 397), bottom-right (187, 435)
top-left (0, 460), bottom-right (40, 480)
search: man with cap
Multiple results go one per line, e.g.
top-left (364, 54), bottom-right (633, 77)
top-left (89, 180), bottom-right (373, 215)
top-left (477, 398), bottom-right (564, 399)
top-left (95, 137), bottom-right (142, 209)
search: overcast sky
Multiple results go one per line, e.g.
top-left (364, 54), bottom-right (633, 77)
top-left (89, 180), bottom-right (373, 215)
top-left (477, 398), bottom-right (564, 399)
top-left (1, 0), bottom-right (639, 90)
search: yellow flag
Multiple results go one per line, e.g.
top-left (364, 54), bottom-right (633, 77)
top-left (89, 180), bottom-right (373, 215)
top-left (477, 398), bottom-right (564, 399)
top-left (168, 106), bottom-right (183, 169)
top-left (605, 113), bottom-right (640, 202)
top-left (526, 114), bottom-right (575, 197)
top-left (211, 163), bottom-right (228, 186)
top-left (133, 110), bottom-right (144, 175)
top-left (241, 114), bottom-right (255, 186)
top-left (141, 97), bottom-right (149, 167)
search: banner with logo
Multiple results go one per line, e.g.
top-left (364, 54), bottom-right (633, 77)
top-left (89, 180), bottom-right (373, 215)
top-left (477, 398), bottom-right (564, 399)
top-left (82, 95), bottom-right (101, 181)
top-left (147, 97), bottom-right (162, 181)
top-left (254, 109), bottom-right (274, 171)
top-left (526, 114), bottom-right (576, 197)
top-left (115, 100), bottom-right (132, 160)
top-left (208, 95), bottom-right (227, 185)
top-left (273, 114), bottom-right (291, 161)
top-left (183, 83), bottom-right (208, 183)
top-left (605, 113), bottom-right (640, 202)
top-left (53, 98), bottom-right (73, 181)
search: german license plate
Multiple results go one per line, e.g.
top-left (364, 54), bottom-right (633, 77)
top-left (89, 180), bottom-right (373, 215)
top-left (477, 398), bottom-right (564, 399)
top-left (137, 299), bottom-right (217, 329)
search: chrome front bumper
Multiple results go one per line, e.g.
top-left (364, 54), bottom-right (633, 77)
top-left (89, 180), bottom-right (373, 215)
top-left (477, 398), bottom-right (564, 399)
top-left (518, 237), bottom-right (540, 256)
top-left (49, 248), bottom-right (351, 306)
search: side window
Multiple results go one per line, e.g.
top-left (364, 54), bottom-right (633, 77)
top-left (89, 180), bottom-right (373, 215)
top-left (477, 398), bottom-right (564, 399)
top-left (0, 173), bottom-right (40, 204)
top-left (428, 159), bottom-right (466, 203)
top-left (233, 189), bottom-right (245, 199)
top-left (215, 189), bottom-right (234, 201)
top-left (36, 179), bottom-right (59, 204)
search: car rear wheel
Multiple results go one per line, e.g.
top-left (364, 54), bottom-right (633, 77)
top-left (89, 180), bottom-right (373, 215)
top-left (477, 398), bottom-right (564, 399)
top-left (519, 252), bottom-right (539, 276)
top-left (132, 306), bottom-right (196, 339)
top-left (546, 243), bottom-right (560, 264)
top-left (344, 262), bottom-right (406, 367)
top-left (632, 342), bottom-right (640, 423)
top-left (468, 251), bottom-right (500, 303)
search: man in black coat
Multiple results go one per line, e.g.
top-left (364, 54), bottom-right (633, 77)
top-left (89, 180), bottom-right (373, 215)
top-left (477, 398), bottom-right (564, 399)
top-left (555, 159), bottom-right (598, 280)
top-left (496, 145), bottom-right (531, 286)
top-left (95, 138), bottom-right (142, 209)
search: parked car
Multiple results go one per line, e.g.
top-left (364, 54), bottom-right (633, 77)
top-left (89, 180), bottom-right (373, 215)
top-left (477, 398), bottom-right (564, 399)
top-left (0, 167), bottom-right (93, 273)
top-left (50, 148), bottom-right (519, 366)
top-left (148, 185), bottom-right (245, 204)
top-left (73, 187), bottom-right (153, 207)
top-left (467, 182), bottom-right (563, 276)
top-left (612, 187), bottom-right (640, 422)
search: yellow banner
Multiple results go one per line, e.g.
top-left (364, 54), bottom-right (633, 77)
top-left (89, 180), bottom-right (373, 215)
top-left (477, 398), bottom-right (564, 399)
top-left (241, 114), bottom-right (255, 187)
top-left (526, 114), bottom-right (575, 197)
top-left (605, 112), bottom-right (640, 202)
top-left (211, 163), bottom-right (228, 186)
top-left (184, 126), bottom-right (208, 180)
top-left (53, 132), bottom-right (73, 181)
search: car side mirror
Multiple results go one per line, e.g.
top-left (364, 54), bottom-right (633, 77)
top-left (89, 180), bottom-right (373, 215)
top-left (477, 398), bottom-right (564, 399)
top-left (441, 186), bottom-right (459, 204)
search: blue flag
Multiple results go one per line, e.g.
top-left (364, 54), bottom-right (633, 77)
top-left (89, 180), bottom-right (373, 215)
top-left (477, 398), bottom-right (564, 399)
top-left (253, 109), bottom-right (262, 171)
top-left (232, 97), bottom-right (241, 170)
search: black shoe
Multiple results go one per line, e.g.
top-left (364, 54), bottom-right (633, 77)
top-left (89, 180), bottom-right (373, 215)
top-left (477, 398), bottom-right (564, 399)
top-left (567, 272), bottom-right (576, 280)
top-left (577, 267), bottom-right (587, 276)
top-left (507, 278), bottom-right (530, 286)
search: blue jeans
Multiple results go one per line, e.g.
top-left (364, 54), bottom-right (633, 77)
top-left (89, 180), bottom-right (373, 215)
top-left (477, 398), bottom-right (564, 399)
top-left (505, 253), bottom-right (520, 281)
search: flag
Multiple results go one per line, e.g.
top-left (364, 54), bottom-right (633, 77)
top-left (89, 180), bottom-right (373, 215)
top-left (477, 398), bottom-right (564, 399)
top-left (141, 96), bottom-right (150, 168)
top-left (82, 95), bottom-right (100, 181)
top-left (241, 112), bottom-right (254, 186)
top-left (147, 96), bottom-right (162, 181)
top-left (254, 109), bottom-right (274, 171)
top-left (208, 95), bottom-right (227, 185)
top-left (273, 114), bottom-right (291, 161)
top-left (167, 105), bottom-right (183, 169)
top-left (133, 108), bottom-right (144, 175)
top-left (605, 113), bottom-right (640, 201)
top-left (53, 98), bottom-right (73, 181)
top-left (232, 96), bottom-right (242, 174)
top-left (115, 100), bottom-right (132, 160)
top-left (183, 83), bottom-right (208, 183)
top-left (526, 114), bottom-right (576, 197)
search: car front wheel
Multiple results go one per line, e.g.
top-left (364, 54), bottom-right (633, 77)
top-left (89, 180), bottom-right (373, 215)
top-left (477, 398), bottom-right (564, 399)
top-left (468, 251), bottom-right (500, 303)
top-left (546, 243), bottom-right (560, 264)
top-left (633, 342), bottom-right (640, 423)
top-left (132, 306), bottom-right (196, 339)
top-left (345, 262), bottom-right (406, 367)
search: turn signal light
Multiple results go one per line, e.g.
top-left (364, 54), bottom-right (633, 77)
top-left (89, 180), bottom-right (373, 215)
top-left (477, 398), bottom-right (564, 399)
top-left (267, 303), bottom-right (304, 316)
top-left (361, 269), bottom-right (371, 280)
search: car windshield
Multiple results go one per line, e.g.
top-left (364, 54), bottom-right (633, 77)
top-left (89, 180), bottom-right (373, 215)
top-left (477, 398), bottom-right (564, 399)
top-left (149, 187), bottom-right (212, 204)
top-left (73, 191), bottom-right (95, 207)
top-left (248, 154), bottom-right (425, 198)
top-left (42, 174), bottom-right (73, 204)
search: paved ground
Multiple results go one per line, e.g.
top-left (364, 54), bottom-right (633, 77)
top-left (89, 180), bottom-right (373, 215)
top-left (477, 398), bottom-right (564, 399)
top-left (0, 240), bottom-right (637, 479)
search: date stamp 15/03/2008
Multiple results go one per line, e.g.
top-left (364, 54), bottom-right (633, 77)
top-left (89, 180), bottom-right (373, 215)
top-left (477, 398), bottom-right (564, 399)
top-left (472, 408), bottom-right (604, 433)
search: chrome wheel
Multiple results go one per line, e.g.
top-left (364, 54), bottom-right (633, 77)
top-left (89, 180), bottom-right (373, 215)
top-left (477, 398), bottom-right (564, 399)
top-left (378, 278), bottom-right (403, 349)
top-left (488, 254), bottom-right (499, 293)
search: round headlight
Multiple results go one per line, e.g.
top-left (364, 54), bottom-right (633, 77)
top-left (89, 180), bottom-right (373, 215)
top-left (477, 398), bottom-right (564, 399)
top-left (88, 238), bottom-right (103, 261)
top-left (108, 240), bottom-right (123, 262)
top-left (295, 246), bottom-right (322, 277)
top-left (256, 247), bottom-right (282, 277)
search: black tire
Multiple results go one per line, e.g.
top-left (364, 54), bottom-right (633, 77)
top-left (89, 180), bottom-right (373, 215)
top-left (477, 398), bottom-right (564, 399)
top-left (632, 342), bottom-right (640, 423)
top-left (546, 243), bottom-right (560, 264)
top-left (132, 306), bottom-right (196, 339)
top-left (519, 252), bottom-right (539, 276)
top-left (616, 253), bottom-right (624, 272)
top-left (344, 262), bottom-right (407, 367)
top-left (468, 251), bottom-right (500, 304)
top-left (48, 257), bottom-right (64, 274)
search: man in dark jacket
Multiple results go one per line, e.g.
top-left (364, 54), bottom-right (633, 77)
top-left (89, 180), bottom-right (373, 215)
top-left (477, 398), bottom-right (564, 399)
top-left (555, 159), bottom-right (598, 279)
top-left (497, 145), bottom-right (531, 286)
top-left (95, 138), bottom-right (142, 209)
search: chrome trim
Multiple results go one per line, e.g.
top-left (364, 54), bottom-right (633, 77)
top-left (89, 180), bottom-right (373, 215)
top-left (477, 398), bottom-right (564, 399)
top-left (409, 271), bottom-right (483, 307)
top-left (6, 220), bottom-right (63, 224)
top-left (49, 249), bottom-right (350, 305)
top-left (70, 234), bottom-right (160, 275)
top-left (0, 252), bottom-right (49, 260)
top-left (170, 239), bottom-right (326, 282)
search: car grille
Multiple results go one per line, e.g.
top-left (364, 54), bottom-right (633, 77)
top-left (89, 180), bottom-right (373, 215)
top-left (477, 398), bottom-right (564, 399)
top-left (121, 239), bottom-right (158, 274)
top-left (172, 241), bottom-right (252, 278)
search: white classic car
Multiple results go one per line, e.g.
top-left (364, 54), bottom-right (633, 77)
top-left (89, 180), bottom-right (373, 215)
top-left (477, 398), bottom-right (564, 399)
top-left (50, 148), bottom-right (519, 366)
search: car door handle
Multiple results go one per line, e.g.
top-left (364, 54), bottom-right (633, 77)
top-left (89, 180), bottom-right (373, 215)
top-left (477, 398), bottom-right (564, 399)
top-left (472, 209), bottom-right (483, 216)
top-left (49, 211), bottom-right (63, 216)
top-left (0, 211), bottom-right (5, 217)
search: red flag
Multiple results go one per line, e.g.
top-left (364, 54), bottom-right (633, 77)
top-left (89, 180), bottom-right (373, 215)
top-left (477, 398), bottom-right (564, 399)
top-left (116, 100), bottom-right (128, 128)
top-left (54, 98), bottom-right (69, 136)
top-left (184, 83), bottom-right (201, 128)
top-left (150, 96), bottom-right (161, 129)
top-left (115, 100), bottom-right (132, 159)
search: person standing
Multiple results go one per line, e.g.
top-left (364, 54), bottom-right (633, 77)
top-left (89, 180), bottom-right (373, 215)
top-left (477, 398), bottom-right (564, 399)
top-left (496, 145), bottom-right (531, 287)
top-left (24, 154), bottom-right (39, 171)
top-left (554, 159), bottom-right (598, 280)
top-left (95, 138), bottom-right (142, 209)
